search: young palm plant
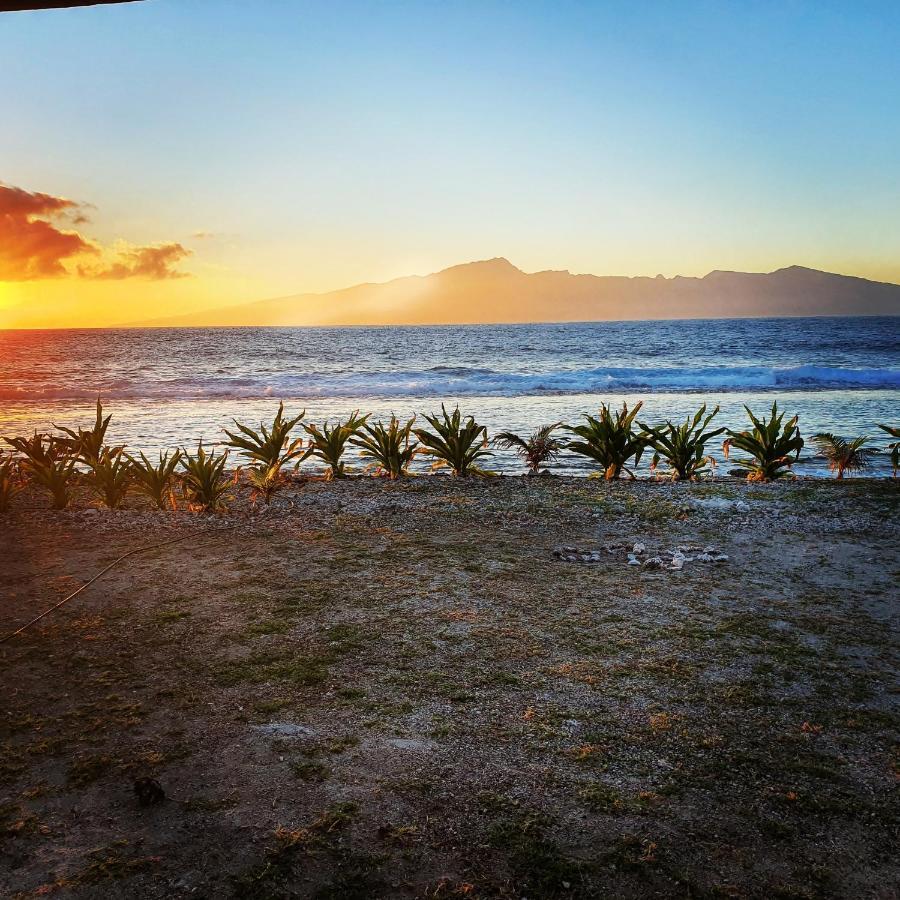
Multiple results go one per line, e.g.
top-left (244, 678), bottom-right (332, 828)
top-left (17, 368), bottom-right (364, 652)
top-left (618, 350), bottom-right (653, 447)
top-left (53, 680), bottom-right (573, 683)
top-left (414, 405), bottom-right (492, 476)
top-left (128, 449), bottom-right (182, 509)
top-left (567, 402), bottom-right (646, 480)
top-left (224, 402), bottom-right (306, 502)
top-left (55, 399), bottom-right (118, 467)
top-left (88, 446), bottom-right (132, 508)
top-left (302, 412), bottom-right (369, 479)
top-left (493, 422), bottom-right (564, 474)
top-left (639, 405), bottom-right (725, 481)
top-left (5, 433), bottom-right (77, 509)
top-left (877, 424), bottom-right (899, 476)
top-left (0, 452), bottom-right (23, 513)
top-left (723, 402), bottom-right (804, 481)
top-left (180, 442), bottom-right (233, 512)
top-left (810, 433), bottom-right (878, 479)
top-left (350, 415), bottom-right (420, 479)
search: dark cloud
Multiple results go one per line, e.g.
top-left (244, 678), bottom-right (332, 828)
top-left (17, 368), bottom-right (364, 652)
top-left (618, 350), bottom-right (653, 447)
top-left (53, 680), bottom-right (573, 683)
top-left (0, 181), bottom-right (191, 281)
top-left (0, 182), bottom-right (97, 280)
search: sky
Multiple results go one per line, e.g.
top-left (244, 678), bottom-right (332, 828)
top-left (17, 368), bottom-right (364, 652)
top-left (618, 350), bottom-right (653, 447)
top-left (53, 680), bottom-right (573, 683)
top-left (1, 0), bottom-right (899, 328)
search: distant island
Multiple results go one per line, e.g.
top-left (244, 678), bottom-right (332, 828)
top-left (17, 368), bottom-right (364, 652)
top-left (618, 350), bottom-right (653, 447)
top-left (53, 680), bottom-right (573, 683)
top-left (137, 258), bottom-right (900, 327)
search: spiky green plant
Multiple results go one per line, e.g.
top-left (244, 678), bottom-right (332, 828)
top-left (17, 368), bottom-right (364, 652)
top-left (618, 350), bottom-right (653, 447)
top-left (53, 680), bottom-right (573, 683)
top-left (493, 422), bottom-right (564, 474)
top-left (5, 433), bottom-right (77, 509)
top-left (811, 433), bottom-right (878, 479)
top-left (567, 401), bottom-right (646, 480)
top-left (723, 402), bottom-right (804, 481)
top-left (0, 452), bottom-right (23, 513)
top-left (128, 449), bottom-right (182, 509)
top-left (877, 424), bottom-right (899, 476)
top-left (350, 415), bottom-right (419, 478)
top-left (87, 446), bottom-right (132, 508)
top-left (413, 405), bottom-right (492, 476)
top-left (179, 442), bottom-right (232, 512)
top-left (54, 399), bottom-right (118, 467)
top-left (302, 412), bottom-right (369, 479)
top-left (224, 402), bottom-right (306, 502)
top-left (639, 405), bottom-right (725, 481)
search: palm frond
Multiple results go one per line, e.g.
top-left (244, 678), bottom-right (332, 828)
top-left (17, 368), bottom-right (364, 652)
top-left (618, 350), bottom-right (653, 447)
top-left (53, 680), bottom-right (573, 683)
top-left (413, 405), bottom-right (491, 476)
top-left (567, 402), bottom-right (645, 480)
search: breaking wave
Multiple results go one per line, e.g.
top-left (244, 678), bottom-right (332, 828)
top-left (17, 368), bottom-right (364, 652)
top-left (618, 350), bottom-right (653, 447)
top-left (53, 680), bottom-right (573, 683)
top-left (1, 365), bottom-right (898, 402)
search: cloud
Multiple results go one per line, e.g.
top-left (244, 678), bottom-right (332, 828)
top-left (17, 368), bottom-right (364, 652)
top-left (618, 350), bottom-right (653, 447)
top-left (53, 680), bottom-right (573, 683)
top-left (0, 182), bottom-right (97, 280)
top-left (81, 242), bottom-right (192, 280)
top-left (0, 180), bottom-right (191, 281)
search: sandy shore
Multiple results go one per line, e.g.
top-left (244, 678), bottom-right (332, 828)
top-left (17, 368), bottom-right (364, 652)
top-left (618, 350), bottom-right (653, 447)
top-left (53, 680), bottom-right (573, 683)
top-left (1, 477), bottom-right (898, 898)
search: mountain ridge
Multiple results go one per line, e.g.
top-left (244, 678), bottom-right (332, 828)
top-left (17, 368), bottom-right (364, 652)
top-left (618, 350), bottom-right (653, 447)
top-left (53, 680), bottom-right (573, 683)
top-left (134, 259), bottom-right (900, 327)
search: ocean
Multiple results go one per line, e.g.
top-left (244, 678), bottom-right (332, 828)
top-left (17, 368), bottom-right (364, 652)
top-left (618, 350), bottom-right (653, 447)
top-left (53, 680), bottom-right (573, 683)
top-left (1, 316), bottom-right (898, 477)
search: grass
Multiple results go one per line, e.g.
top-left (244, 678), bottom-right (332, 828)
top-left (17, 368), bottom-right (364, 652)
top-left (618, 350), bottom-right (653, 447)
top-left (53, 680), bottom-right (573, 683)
top-left (2, 477), bottom-right (897, 898)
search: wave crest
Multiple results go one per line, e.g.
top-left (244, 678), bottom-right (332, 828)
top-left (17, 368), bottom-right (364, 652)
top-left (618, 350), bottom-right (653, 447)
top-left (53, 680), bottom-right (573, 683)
top-left (1, 364), bottom-right (897, 402)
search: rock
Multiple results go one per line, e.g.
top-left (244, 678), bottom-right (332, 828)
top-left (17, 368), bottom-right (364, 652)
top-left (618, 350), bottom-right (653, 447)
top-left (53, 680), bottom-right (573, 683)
top-left (252, 723), bottom-right (316, 738)
top-left (388, 738), bottom-right (436, 752)
top-left (735, 501), bottom-right (749, 511)
top-left (644, 556), bottom-right (663, 568)
top-left (696, 553), bottom-right (714, 562)
top-left (628, 557), bottom-right (641, 566)
top-left (632, 542), bottom-right (646, 555)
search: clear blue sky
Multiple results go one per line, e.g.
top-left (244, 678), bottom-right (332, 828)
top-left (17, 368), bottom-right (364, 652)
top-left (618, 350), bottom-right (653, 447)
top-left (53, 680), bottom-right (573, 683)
top-left (2, 0), bottom-right (899, 325)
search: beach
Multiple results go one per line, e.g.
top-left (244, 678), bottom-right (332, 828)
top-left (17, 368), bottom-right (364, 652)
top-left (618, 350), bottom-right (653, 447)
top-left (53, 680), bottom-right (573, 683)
top-left (2, 475), bottom-right (898, 897)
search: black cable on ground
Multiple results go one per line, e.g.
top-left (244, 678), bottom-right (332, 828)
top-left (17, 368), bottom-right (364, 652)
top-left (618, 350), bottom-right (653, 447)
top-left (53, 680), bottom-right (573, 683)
top-left (0, 534), bottom-right (211, 644)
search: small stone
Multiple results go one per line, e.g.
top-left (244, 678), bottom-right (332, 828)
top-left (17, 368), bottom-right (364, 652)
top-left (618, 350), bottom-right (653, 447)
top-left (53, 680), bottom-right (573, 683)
top-left (388, 738), bottom-right (436, 752)
top-left (632, 542), bottom-right (645, 555)
top-left (644, 556), bottom-right (663, 568)
top-left (628, 558), bottom-right (641, 566)
top-left (252, 723), bottom-right (316, 738)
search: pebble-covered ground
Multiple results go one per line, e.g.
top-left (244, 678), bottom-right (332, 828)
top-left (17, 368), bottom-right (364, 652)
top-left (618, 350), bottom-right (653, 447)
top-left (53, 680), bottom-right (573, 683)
top-left (1, 476), bottom-right (898, 898)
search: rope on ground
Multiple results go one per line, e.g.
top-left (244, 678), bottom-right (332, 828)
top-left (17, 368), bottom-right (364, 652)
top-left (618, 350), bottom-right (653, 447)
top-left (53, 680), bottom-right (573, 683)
top-left (0, 534), bottom-right (208, 644)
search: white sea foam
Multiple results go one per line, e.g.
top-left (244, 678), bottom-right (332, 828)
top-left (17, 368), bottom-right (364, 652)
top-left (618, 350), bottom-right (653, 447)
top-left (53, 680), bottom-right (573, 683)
top-left (1, 365), bottom-right (897, 401)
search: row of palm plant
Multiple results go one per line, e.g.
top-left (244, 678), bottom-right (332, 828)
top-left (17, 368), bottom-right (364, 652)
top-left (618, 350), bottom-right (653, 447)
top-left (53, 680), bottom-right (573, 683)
top-left (3, 401), bottom-right (897, 513)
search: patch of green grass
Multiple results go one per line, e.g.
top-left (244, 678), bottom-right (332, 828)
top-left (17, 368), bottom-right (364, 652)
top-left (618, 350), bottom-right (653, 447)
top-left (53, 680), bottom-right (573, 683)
top-left (214, 650), bottom-right (330, 688)
top-left (292, 760), bottom-right (330, 782)
top-left (152, 609), bottom-right (192, 624)
top-left (245, 617), bottom-right (292, 636)
top-left (67, 753), bottom-right (116, 787)
top-left (57, 839), bottom-right (160, 887)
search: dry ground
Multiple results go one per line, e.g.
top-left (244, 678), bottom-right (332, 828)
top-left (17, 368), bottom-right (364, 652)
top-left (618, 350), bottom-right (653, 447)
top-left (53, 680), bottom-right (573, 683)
top-left (1, 477), bottom-right (898, 899)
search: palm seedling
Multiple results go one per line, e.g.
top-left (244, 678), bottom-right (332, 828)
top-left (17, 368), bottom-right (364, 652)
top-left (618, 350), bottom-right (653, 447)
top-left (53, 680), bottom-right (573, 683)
top-left (5, 433), bottom-right (77, 509)
top-left (302, 412), bottom-right (369, 479)
top-left (639, 405), bottom-right (725, 481)
top-left (128, 449), bottom-right (182, 509)
top-left (810, 433), bottom-right (879, 479)
top-left (180, 442), bottom-right (232, 512)
top-left (493, 422), bottom-right (564, 474)
top-left (0, 453), bottom-right (23, 513)
top-left (350, 415), bottom-right (420, 479)
top-left (224, 402), bottom-right (306, 502)
top-left (567, 401), bottom-right (646, 480)
top-left (88, 446), bottom-right (132, 508)
top-left (877, 424), bottom-right (899, 476)
top-left (723, 402), bottom-right (804, 481)
top-left (55, 399), bottom-right (118, 467)
top-left (413, 404), bottom-right (492, 476)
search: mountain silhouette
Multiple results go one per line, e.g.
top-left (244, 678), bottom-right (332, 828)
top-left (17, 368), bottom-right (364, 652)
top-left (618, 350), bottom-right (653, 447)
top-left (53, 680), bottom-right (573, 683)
top-left (137, 259), bottom-right (900, 327)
